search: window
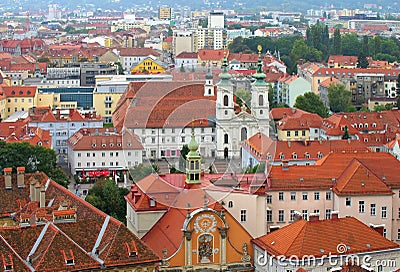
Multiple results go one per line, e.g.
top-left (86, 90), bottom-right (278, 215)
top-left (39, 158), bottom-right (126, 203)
top-left (314, 192), bottom-right (320, 200)
top-left (286, 131), bottom-right (291, 137)
top-left (278, 192), bottom-right (284, 201)
top-left (295, 130), bottom-right (299, 137)
top-left (398, 229), bottom-right (400, 240)
top-left (290, 210), bottom-right (295, 222)
top-left (267, 195), bottom-right (272, 204)
top-left (223, 95), bottom-right (229, 106)
top-left (326, 191), bottom-right (332, 200)
top-left (102, 152), bottom-right (105, 157)
top-left (370, 204), bottom-right (376, 216)
top-left (110, 152), bottom-right (113, 157)
top-left (359, 201), bottom-right (365, 213)
top-left (302, 210), bottom-right (308, 220)
top-left (302, 192), bottom-right (308, 200)
top-left (278, 210), bottom-right (284, 222)
top-left (383, 229), bottom-right (387, 238)
top-left (398, 208), bottom-right (400, 219)
top-left (86, 152), bottom-right (90, 157)
top-left (302, 130), bottom-right (306, 136)
top-left (381, 206), bottom-right (387, 218)
top-left (346, 197), bottom-right (351, 206)
top-left (290, 192), bottom-right (296, 201)
top-left (259, 94), bottom-right (264, 106)
top-left (77, 153), bottom-right (81, 157)
top-left (228, 201), bottom-right (233, 208)
top-left (240, 210), bottom-right (247, 222)
top-left (267, 210), bottom-right (272, 222)
top-left (325, 209), bottom-right (331, 219)
top-left (314, 209), bottom-right (320, 215)
top-left (224, 134), bottom-right (228, 144)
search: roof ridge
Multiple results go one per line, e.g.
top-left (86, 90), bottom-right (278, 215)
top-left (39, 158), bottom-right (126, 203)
top-left (288, 220), bottom-right (307, 256)
top-left (33, 224), bottom-right (58, 269)
top-left (0, 234), bottom-right (34, 271)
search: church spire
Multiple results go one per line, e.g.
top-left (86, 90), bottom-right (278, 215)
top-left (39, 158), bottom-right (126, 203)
top-left (185, 124), bottom-right (201, 185)
top-left (252, 45), bottom-right (267, 85)
top-left (218, 52), bottom-right (232, 84)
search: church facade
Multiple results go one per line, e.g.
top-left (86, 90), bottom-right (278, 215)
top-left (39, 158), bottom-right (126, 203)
top-left (114, 48), bottom-right (270, 161)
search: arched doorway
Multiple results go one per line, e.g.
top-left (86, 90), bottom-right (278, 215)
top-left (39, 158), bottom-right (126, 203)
top-left (224, 147), bottom-right (228, 160)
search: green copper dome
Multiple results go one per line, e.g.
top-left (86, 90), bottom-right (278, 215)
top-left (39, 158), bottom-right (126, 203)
top-left (252, 45), bottom-right (267, 85)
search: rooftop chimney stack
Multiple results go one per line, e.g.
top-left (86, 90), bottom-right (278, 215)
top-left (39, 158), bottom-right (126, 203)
top-left (17, 167), bottom-right (25, 188)
top-left (34, 183), bottom-right (41, 203)
top-left (4, 168), bottom-right (12, 189)
top-left (40, 186), bottom-right (46, 208)
top-left (30, 180), bottom-right (36, 201)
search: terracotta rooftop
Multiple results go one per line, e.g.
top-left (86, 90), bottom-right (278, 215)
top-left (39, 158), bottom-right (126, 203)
top-left (67, 127), bottom-right (143, 151)
top-left (2, 86), bottom-right (37, 97)
top-left (118, 47), bottom-right (161, 57)
top-left (0, 170), bottom-right (160, 270)
top-left (114, 81), bottom-right (216, 129)
top-left (175, 51), bottom-right (198, 59)
top-left (252, 217), bottom-right (399, 259)
top-left (198, 49), bottom-right (229, 61)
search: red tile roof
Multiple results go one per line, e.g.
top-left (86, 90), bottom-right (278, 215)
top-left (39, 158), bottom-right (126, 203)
top-left (114, 81), bottom-right (216, 129)
top-left (28, 107), bottom-right (102, 123)
top-left (252, 217), bottom-right (399, 258)
top-left (198, 49), bottom-right (229, 61)
top-left (0, 171), bottom-right (160, 270)
top-left (319, 77), bottom-right (339, 88)
top-left (269, 108), bottom-right (308, 120)
top-left (175, 51), bottom-right (198, 59)
top-left (2, 86), bottom-right (37, 97)
top-left (277, 112), bottom-right (323, 130)
top-left (334, 159), bottom-right (393, 195)
top-left (328, 55), bottom-right (358, 66)
top-left (313, 67), bottom-right (400, 77)
top-left (228, 53), bottom-right (258, 63)
top-left (67, 127), bottom-right (143, 151)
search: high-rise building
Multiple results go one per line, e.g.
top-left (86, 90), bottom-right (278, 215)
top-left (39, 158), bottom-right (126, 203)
top-left (158, 7), bottom-right (172, 20)
top-left (208, 12), bottom-right (225, 28)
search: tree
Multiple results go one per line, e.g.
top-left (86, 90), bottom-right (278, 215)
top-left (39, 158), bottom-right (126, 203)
top-left (373, 36), bottom-right (382, 57)
top-left (357, 52), bottom-right (369, 68)
top-left (115, 62), bottom-right (124, 75)
top-left (294, 92), bottom-right (329, 118)
top-left (179, 144), bottom-right (190, 170)
top-left (332, 28), bottom-right (342, 55)
top-left (85, 178), bottom-right (129, 224)
top-left (342, 125), bottom-right (350, 139)
top-left (129, 163), bottom-right (156, 182)
top-left (0, 141), bottom-right (69, 187)
top-left (341, 34), bottom-right (361, 56)
top-left (362, 36), bottom-right (369, 56)
top-left (180, 63), bottom-right (185, 72)
top-left (228, 37), bottom-right (250, 53)
top-left (328, 83), bottom-right (353, 113)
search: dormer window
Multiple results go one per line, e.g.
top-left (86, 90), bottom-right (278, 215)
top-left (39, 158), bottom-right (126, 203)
top-left (4, 264), bottom-right (13, 271)
top-left (149, 198), bottom-right (156, 207)
top-left (317, 152), bottom-right (323, 159)
top-left (305, 153), bottom-right (310, 159)
top-left (61, 250), bottom-right (75, 266)
top-left (124, 241), bottom-right (138, 258)
top-left (292, 153), bottom-right (297, 159)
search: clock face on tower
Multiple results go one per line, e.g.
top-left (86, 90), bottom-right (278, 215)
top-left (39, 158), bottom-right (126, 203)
top-left (194, 214), bottom-right (217, 233)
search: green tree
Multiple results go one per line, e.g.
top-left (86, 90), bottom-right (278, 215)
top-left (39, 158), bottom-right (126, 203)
top-left (342, 125), bottom-right (350, 139)
top-left (294, 92), bottom-right (329, 118)
top-left (86, 178), bottom-right (129, 224)
top-left (332, 28), bottom-right (342, 55)
top-left (228, 37), bottom-right (250, 53)
top-left (179, 144), bottom-right (190, 170)
top-left (130, 163), bottom-right (156, 182)
top-left (362, 35), bottom-right (369, 56)
top-left (341, 34), bottom-right (361, 56)
top-left (0, 142), bottom-right (69, 187)
top-left (328, 83), bottom-right (353, 113)
top-left (373, 36), bottom-right (382, 56)
top-left (115, 62), bottom-right (124, 75)
top-left (180, 63), bottom-right (185, 72)
top-left (357, 52), bottom-right (369, 68)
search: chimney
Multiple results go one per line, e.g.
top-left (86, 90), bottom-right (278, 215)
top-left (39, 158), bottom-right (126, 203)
top-left (331, 210), bottom-right (339, 220)
top-left (30, 180), bottom-right (36, 201)
top-left (34, 183), bottom-right (41, 203)
top-left (40, 186), bottom-right (46, 208)
top-left (370, 224), bottom-right (384, 236)
top-left (17, 167), bottom-right (25, 188)
top-left (56, 109), bottom-right (61, 119)
top-left (4, 168), bottom-right (12, 189)
top-left (293, 210), bottom-right (302, 222)
top-left (282, 160), bottom-right (289, 170)
top-left (309, 212), bottom-right (319, 222)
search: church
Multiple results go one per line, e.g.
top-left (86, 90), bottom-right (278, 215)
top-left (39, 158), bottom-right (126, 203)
top-left (125, 131), bottom-right (256, 271)
top-left (112, 46), bottom-right (270, 161)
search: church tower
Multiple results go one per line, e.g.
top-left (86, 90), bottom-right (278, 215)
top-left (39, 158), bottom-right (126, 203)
top-left (204, 62), bottom-right (214, 97)
top-left (251, 45), bottom-right (270, 137)
top-left (185, 129), bottom-right (201, 185)
top-left (216, 53), bottom-right (234, 121)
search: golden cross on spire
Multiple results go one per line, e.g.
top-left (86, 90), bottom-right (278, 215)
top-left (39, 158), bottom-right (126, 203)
top-left (257, 45), bottom-right (262, 55)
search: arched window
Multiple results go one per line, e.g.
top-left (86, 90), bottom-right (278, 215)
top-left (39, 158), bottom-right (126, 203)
top-left (208, 88), bottom-right (212, 95)
top-left (228, 201), bottom-right (233, 208)
top-left (223, 95), bottom-right (229, 106)
top-left (259, 94), bottom-right (264, 106)
top-left (224, 134), bottom-right (229, 144)
top-left (241, 127), bottom-right (247, 141)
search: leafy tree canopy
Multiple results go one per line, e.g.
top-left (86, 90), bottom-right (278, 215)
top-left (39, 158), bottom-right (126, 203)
top-left (328, 83), bottom-right (354, 113)
top-left (0, 141), bottom-right (69, 187)
top-left (294, 92), bottom-right (329, 118)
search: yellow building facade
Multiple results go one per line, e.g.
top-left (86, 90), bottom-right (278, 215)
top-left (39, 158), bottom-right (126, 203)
top-left (130, 57), bottom-right (167, 74)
